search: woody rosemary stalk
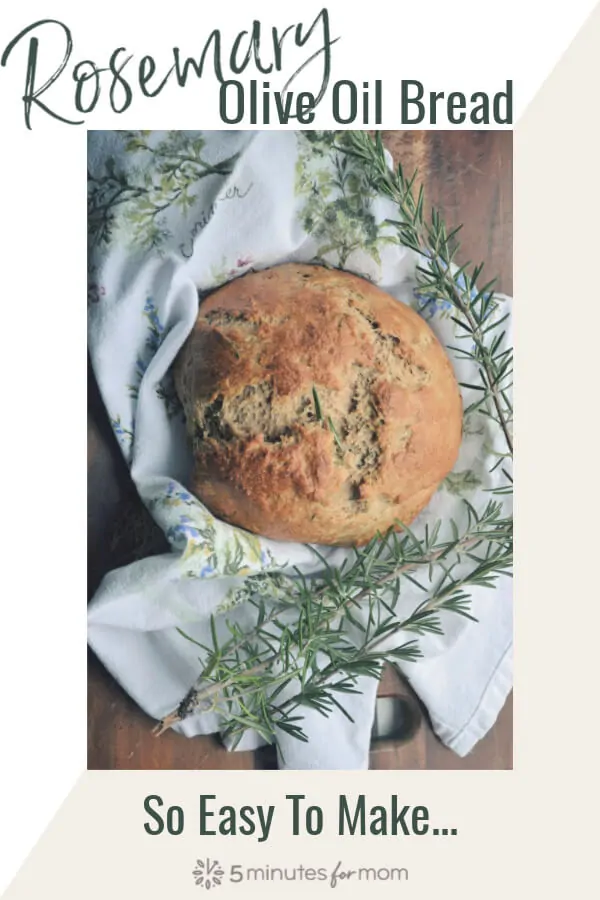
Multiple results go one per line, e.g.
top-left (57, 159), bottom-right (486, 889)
top-left (338, 131), bottom-right (514, 458)
top-left (155, 131), bottom-right (513, 748)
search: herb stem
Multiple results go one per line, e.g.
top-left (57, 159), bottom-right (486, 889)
top-left (155, 518), bottom-right (510, 735)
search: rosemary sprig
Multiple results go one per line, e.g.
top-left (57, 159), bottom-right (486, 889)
top-left (155, 132), bottom-right (513, 750)
top-left (336, 131), bottom-right (513, 456)
top-left (155, 501), bottom-right (512, 744)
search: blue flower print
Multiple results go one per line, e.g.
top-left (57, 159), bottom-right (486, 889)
top-left (164, 481), bottom-right (196, 506)
top-left (166, 515), bottom-right (203, 549)
top-left (128, 296), bottom-right (166, 400)
top-left (413, 290), bottom-right (453, 320)
top-left (143, 296), bottom-right (165, 354)
top-left (110, 415), bottom-right (134, 449)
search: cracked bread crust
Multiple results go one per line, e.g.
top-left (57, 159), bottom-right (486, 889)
top-left (174, 263), bottom-right (462, 546)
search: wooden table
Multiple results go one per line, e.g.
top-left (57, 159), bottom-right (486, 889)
top-left (88, 130), bottom-right (513, 770)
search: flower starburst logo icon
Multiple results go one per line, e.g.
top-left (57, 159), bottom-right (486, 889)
top-left (192, 858), bottom-right (225, 890)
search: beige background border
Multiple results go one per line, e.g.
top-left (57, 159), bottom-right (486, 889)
top-left (4, 2), bottom-right (600, 895)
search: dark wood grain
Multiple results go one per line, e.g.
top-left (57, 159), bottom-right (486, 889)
top-left (380, 131), bottom-right (513, 295)
top-left (88, 130), bottom-right (513, 770)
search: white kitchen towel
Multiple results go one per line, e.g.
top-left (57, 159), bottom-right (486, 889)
top-left (87, 130), bottom-right (513, 769)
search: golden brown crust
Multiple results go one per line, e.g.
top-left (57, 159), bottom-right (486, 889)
top-left (174, 263), bottom-right (462, 546)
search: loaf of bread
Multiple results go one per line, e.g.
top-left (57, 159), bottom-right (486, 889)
top-left (174, 263), bottom-right (462, 546)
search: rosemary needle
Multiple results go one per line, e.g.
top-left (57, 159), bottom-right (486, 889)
top-left (312, 386), bottom-right (323, 421)
top-left (327, 416), bottom-right (344, 454)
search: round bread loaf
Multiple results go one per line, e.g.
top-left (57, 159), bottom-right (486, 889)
top-left (174, 263), bottom-right (462, 546)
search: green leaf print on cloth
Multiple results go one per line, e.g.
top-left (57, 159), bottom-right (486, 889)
top-left (294, 131), bottom-right (397, 269)
top-left (443, 470), bottom-right (483, 496)
top-left (127, 296), bottom-right (184, 420)
top-left (88, 131), bottom-right (240, 253)
top-left (149, 481), bottom-right (277, 580)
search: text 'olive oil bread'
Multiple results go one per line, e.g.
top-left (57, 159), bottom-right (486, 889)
top-left (174, 263), bottom-right (462, 546)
